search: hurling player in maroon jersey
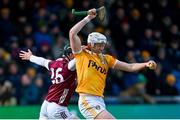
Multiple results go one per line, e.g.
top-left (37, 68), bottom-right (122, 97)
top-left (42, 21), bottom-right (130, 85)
top-left (19, 45), bottom-right (79, 119)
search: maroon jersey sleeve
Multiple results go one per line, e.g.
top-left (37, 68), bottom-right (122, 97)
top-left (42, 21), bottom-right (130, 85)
top-left (45, 58), bottom-right (76, 106)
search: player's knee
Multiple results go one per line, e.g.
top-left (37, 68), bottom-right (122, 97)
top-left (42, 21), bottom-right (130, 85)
top-left (95, 110), bottom-right (115, 119)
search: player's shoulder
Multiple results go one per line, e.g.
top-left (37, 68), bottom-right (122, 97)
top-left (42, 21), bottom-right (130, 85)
top-left (74, 49), bottom-right (88, 57)
top-left (83, 49), bottom-right (91, 54)
top-left (56, 58), bottom-right (64, 61)
top-left (104, 53), bottom-right (112, 57)
top-left (56, 58), bottom-right (68, 62)
top-left (49, 58), bottom-right (67, 66)
top-left (79, 48), bottom-right (90, 54)
top-left (104, 53), bottom-right (116, 60)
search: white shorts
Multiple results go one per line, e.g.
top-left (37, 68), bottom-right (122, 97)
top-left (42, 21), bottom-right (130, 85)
top-left (39, 100), bottom-right (76, 120)
top-left (78, 94), bottom-right (106, 119)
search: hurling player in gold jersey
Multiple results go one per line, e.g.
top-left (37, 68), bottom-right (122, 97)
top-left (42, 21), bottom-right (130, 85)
top-left (69, 8), bottom-right (157, 119)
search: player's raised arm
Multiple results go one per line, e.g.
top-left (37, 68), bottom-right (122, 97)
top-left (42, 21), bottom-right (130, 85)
top-left (69, 8), bottom-right (97, 53)
top-left (19, 49), bottom-right (51, 70)
top-left (114, 60), bottom-right (157, 72)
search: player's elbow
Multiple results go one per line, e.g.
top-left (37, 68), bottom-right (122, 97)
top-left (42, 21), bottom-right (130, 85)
top-left (131, 65), bottom-right (142, 72)
top-left (69, 28), bottom-right (76, 37)
top-left (69, 30), bottom-right (75, 42)
top-left (128, 64), bottom-right (137, 72)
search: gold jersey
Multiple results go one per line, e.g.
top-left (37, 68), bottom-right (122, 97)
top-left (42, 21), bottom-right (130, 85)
top-left (74, 49), bottom-right (117, 97)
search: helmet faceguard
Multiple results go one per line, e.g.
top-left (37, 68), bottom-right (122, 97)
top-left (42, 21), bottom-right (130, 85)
top-left (62, 44), bottom-right (73, 60)
top-left (87, 32), bottom-right (107, 47)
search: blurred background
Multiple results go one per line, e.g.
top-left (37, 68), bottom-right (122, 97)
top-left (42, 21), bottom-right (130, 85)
top-left (0, 0), bottom-right (180, 119)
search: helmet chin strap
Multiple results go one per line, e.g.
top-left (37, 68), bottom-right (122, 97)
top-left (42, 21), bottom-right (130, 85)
top-left (63, 55), bottom-right (71, 61)
top-left (90, 42), bottom-right (94, 47)
top-left (98, 53), bottom-right (108, 66)
top-left (89, 43), bottom-right (108, 66)
top-left (67, 55), bottom-right (72, 61)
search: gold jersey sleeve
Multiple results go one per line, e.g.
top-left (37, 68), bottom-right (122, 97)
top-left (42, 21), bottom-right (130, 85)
top-left (74, 49), bottom-right (117, 97)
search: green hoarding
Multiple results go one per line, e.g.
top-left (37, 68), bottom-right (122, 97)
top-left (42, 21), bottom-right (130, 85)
top-left (0, 104), bottom-right (180, 119)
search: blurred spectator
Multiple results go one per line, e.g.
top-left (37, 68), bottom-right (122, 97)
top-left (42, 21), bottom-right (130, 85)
top-left (37, 41), bottom-right (52, 59)
top-left (0, 8), bottom-right (17, 47)
top-left (26, 67), bottom-right (36, 80)
top-left (0, 48), bottom-right (11, 65)
top-left (120, 74), bottom-right (156, 104)
top-left (167, 39), bottom-right (180, 69)
top-left (33, 75), bottom-right (46, 103)
top-left (48, 13), bottom-right (60, 35)
top-left (51, 35), bottom-right (69, 59)
top-left (0, 80), bottom-right (17, 106)
top-left (33, 25), bottom-right (53, 48)
top-left (0, 66), bottom-right (5, 84)
top-left (143, 11), bottom-right (158, 30)
top-left (33, 8), bottom-right (49, 29)
top-left (21, 24), bottom-right (34, 39)
top-left (19, 74), bottom-right (42, 105)
top-left (139, 28), bottom-right (156, 54)
top-left (156, 47), bottom-right (172, 75)
top-left (129, 8), bottom-right (143, 42)
top-left (0, 0), bottom-right (14, 9)
top-left (172, 69), bottom-right (180, 95)
top-left (160, 74), bottom-right (178, 95)
top-left (9, 38), bottom-right (21, 60)
top-left (23, 37), bottom-right (37, 52)
top-left (6, 61), bottom-right (21, 89)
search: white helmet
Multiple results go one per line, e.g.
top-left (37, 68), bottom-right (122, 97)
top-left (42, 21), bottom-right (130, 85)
top-left (87, 32), bottom-right (107, 46)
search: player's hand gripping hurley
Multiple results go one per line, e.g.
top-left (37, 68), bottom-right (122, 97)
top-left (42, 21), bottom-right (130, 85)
top-left (72, 6), bottom-right (106, 21)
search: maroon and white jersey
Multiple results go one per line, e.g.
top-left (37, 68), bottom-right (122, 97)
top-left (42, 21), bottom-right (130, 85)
top-left (45, 58), bottom-right (76, 106)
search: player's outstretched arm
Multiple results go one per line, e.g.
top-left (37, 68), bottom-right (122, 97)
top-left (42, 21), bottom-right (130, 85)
top-left (114, 60), bottom-right (157, 72)
top-left (19, 49), bottom-right (51, 70)
top-left (69, 8), bottom-right (97, 53)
